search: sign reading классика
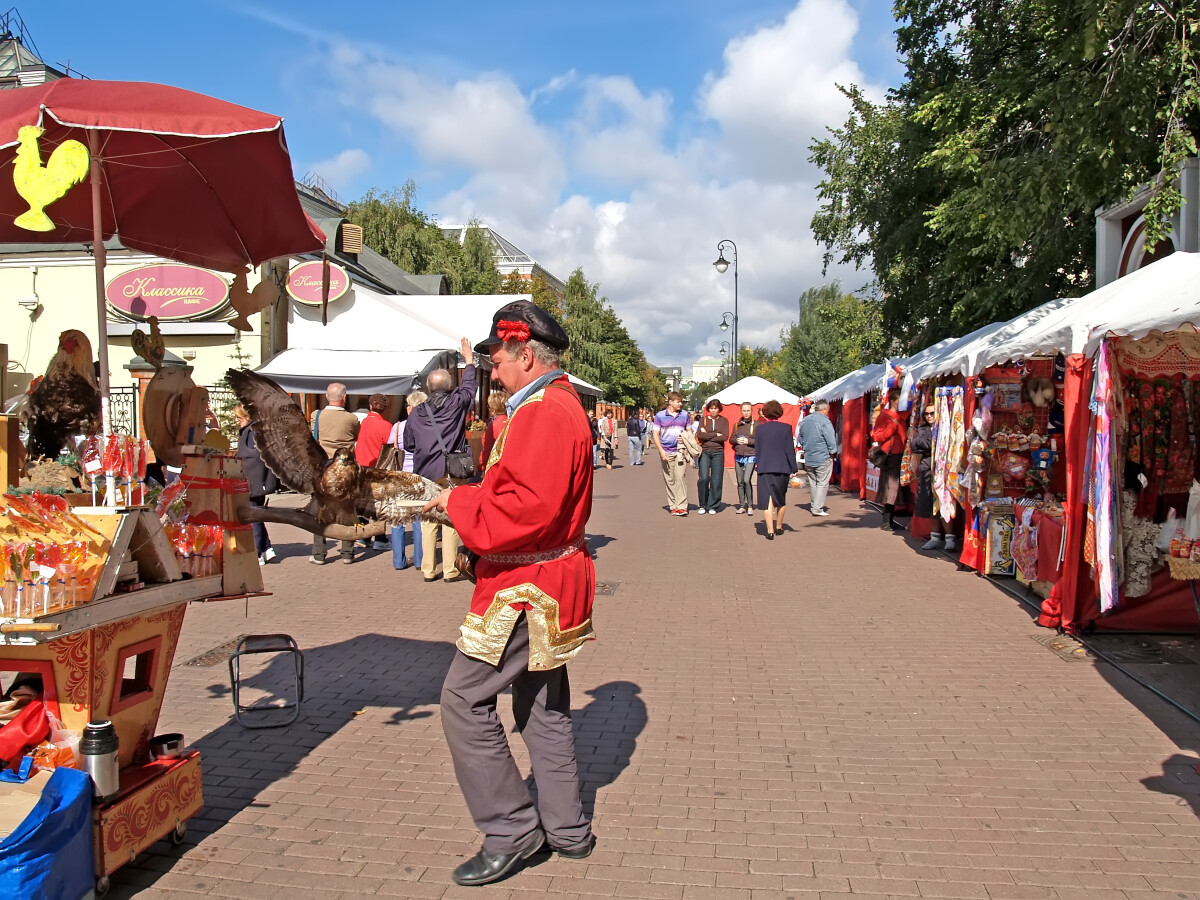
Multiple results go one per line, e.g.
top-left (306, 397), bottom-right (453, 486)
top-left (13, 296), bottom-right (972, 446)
top-left (106, 264), bottom-right (230, 321)
top-left (286, 260), bottom-right (351, 306)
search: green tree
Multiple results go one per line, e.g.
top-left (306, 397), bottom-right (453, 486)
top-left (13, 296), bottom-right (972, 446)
top-left (561, 268), bottom-right (660, 409)
top-left (498, 271), bottom-right (564, 320)
top-left (454, 219), bottom-right (501, 294)
top-left (345, 185), bottom-right (501, 294)
top-left (776, 283), bottom-right (888, 396)
top-left (811, 0), bottom-right (1200, 351)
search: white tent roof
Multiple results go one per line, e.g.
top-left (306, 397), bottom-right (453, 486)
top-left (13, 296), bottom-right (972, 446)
top-left (708, 375), bottom-right (799, 405)
top-left (969, 252), bottom-right (1200, 370)
top-left (809, 362), bottom-right (897, 404)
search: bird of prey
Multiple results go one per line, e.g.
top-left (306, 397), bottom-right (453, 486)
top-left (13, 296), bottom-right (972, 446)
top-left (225, 369), bottom-right (451, 530)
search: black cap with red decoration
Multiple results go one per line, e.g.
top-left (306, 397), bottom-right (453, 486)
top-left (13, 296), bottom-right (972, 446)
top-left (474, 299), bottom-right (570, 354)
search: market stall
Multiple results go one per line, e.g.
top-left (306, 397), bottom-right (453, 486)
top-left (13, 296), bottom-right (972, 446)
top-left (0, 78), bottom-right (317, 896)
top-left (0, 451), bottom-right (262, 895)
top-left (893, 252), bottom-right (1200, 634)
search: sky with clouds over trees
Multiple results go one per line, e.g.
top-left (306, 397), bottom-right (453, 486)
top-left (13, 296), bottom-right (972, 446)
top-left (32, 0), bottom-right (903, 367)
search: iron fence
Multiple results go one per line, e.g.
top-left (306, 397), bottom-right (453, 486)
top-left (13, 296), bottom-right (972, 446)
top-left (107, 386), bottom-right (138, 435)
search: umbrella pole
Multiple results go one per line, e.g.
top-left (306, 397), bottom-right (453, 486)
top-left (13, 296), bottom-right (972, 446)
top-left (89, 132), bottom-right (112, 437)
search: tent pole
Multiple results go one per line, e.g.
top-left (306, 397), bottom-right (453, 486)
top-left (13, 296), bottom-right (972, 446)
top-left (88, 132), bottom-right (111, 435)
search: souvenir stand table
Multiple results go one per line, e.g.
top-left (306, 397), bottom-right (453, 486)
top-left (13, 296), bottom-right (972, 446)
top-left (0, 452), bottom-right (262, 895)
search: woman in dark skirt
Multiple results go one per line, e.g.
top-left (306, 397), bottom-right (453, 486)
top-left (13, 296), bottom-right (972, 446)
top-left (753, 400), bottom-right (797, 540)
top-left (870, 389), bottom-right (907, 531)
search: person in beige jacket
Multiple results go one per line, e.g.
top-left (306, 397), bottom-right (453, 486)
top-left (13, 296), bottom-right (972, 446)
top-left (311, 382), bottom-right (360, 565)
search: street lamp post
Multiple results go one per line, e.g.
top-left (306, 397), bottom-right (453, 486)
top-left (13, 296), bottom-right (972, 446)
top-left (718, 341), bottom-right (731, 389)
top-left (713, 239), bottom-right (738, 384)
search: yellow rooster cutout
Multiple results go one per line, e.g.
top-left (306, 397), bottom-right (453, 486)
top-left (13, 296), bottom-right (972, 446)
top-left (14, 125), bottom-right (90, 232)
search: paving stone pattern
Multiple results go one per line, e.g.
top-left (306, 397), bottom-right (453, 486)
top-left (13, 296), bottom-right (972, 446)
top-left (109, 460), bottom-right (1200, 898)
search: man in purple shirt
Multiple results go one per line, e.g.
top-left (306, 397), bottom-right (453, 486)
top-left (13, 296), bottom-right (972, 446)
top-left (405, 337), bottom-right (477, 582)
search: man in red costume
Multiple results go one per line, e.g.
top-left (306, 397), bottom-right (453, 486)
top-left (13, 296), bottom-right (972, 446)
top-left (423, 299), bottom-right (596, 887)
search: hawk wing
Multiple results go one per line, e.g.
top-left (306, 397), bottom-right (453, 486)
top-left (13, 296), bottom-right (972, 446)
top-left (225, 369), bottom-right (326, 494)
top-left (357, 469), bottom-right (452, 527)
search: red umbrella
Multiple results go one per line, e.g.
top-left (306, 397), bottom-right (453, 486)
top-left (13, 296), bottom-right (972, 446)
top-left (0, 79), bottom-right (324, 419)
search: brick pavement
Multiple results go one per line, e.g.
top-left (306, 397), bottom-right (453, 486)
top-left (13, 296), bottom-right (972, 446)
top-left (108, 458), bottom-right (1200, 899)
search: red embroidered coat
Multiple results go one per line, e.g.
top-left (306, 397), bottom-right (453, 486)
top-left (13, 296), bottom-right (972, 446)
top-left (446, 376), bottom-right (596, 669)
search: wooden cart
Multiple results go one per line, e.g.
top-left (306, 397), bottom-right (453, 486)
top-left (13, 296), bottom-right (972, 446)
top-left (0, 453), bottom-right (262, 895)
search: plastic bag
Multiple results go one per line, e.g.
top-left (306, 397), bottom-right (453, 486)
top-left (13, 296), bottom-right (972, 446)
top-left (1156, 509), bottom-right (1179, 553)
top-left (1187, 482), bottom-right (1200, 540)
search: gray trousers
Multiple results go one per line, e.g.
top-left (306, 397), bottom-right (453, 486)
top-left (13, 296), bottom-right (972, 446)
top-left (806, 457), bottom-right (834, 511)
top-left (441, 616), bottom-right (591, 854)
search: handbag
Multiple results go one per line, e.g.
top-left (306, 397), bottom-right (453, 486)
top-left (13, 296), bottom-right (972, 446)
top-left (375, 432), bottom-right (404, 472)
top-left (868, 444), bottom-right (888, 468)
top-left (425, 405), bottom-right (477, 481)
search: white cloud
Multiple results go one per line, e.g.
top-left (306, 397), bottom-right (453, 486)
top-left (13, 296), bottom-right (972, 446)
top-left (307, 148), bottom-right (371, 193)
top-left (299, 0), bottom-right (880, 369)
top-left (699, 0), bottom-right (876, 181)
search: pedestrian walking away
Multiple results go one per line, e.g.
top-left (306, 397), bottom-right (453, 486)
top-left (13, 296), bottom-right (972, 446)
top-left (695, 399), bottom-right (729, 514)
top-left (754, 399), bottom-right (796, 539)
top-left (797, 399), bottom-right (838, 517)
top-left (625, 411), bottom-right (645, 465)
top-left (386, 392), bottom-right (428, 571)
top-left (404, 341), bottom-right (477, 582)
top-left (424, 299), bottom-right (596, 887)
top-left (310, 382), bottom-right (359, 565)
top-left (652, 391), bottom-right (692, 515)
top-left (731, 402), bottom-right (757, 514)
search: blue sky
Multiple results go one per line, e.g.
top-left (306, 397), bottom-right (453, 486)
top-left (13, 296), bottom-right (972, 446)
top-left (26, 0), bottom-right (905, 369)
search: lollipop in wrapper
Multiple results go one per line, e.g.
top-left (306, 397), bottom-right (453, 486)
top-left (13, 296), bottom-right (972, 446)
top-left (80, 436), bottom-right (103, 505)
top-left (121, 435), bottom-right (135, 506)
top-left (136, 438), bottom-right (149, 505)
top-left (103, 435), bottom-right (122, 507)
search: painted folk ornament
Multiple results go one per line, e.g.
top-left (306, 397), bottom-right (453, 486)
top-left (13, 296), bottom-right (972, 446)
top-left (13, 125), bottom-right (90, 232)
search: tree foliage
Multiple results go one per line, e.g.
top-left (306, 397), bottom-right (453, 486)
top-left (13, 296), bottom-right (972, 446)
top-left (811, 0), bottom-right (1200, 352)
top-left (561, 268), bottom-right (660, 409)
top-left (344, 182), bottom-right (500, 294)
top-left (776, 283), bottom-right (888, 396)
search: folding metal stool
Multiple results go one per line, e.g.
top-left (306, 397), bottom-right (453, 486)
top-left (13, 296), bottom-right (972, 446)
top-left (228, 634), bottom-right (304, 728)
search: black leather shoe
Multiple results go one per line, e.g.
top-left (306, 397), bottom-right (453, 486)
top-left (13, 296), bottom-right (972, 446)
top-left (452, 830), bottom-right (546, 886)
top-left (553, 835), bottom-right (596, 859)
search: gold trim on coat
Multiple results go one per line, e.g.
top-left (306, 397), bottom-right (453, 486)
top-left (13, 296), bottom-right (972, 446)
top-left (458, 582), bottom-right (595, 670)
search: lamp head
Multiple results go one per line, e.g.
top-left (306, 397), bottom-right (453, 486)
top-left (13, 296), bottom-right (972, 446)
top-left (719, 319), bottom-right (729, 332)
top-left (713, 255), bottom-right (729, 274)
top-left (720, 346), bottom-right (726, 356)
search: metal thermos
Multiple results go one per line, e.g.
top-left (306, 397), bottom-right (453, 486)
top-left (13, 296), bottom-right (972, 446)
top-left (80, 719), bottom-right (120, 802)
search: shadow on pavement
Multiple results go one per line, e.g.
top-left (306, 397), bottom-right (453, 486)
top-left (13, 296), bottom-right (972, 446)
top-left (109, 632), bottom-right (456, 896)
top-left (571, 680), bottom-right (647, 817)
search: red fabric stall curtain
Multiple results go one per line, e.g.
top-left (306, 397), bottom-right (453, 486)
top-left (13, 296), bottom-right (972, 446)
top-left (828, 399), bottom-right (844, 486)
top-left (1040, 354), bottom-right (1094, 631)
top-left (841, 396), bottom-right (867, 494)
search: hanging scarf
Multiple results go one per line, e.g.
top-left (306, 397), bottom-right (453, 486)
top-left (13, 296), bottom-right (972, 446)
top-left (946, 387), bottom-right (966, 509)
top-left (932, 386), bottom-right (963, 519)
top-left (1089, 341), bottom-right (1124, 613)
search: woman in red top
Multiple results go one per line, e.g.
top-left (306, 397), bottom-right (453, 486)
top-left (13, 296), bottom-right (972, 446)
top-left (480, 391), bottom-right (509, 470)
top-left (870, 389), bottom-right (908, 531)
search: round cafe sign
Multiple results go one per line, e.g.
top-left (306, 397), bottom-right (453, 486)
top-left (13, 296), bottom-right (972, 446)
top-left (287, 260), bottom-right (351, 306)
top-left (106, 264), bottom-right (230, 321)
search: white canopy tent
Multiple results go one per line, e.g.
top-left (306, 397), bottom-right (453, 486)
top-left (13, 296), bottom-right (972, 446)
top-left (257, 283), bottom-right (604, 397)
top-left (708, 375), bottom-right (799, 406)
top-left (967, 252), bottom-right (1200, 371)
top-left (808, 363), bottom-right (891, 404)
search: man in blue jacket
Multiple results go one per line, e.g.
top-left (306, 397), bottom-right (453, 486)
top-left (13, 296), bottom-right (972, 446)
top-left (797, 400), bottom-right (838, 517)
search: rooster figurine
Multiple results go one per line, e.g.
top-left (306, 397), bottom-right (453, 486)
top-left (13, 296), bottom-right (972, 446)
top-left (26, 330), bottom-right (102, 460)
top-left (131, 315), bottom-right (166, 371)
top-left (13, 125), bottom-right (90, 233)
